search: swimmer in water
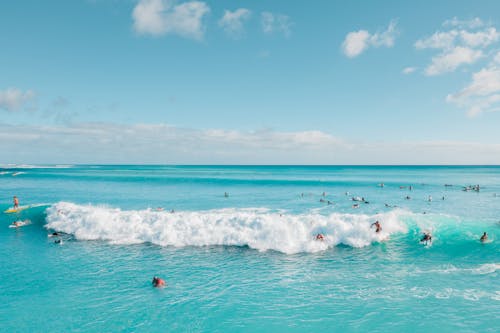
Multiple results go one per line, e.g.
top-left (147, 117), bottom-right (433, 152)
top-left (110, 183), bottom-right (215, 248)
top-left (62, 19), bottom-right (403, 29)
top-left (420, 232), bottom-right (432, 245)
top-left (480, 232), bottom-right (488, 243)
top-left (315, 233), bottom-right (325, 241)
top-left (352, 203), bottom-right (359, 209)
top-left (371, 221), bottom-right (382, 233)
top-left (152, 276), bottom-right (166, 287)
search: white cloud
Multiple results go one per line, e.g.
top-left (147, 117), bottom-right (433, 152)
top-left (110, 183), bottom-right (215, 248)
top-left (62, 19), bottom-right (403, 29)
top-left (425, 46), bottom-right (483, 76)
top-left (460, 27), bottom-right (499, 48)
top-left (132, 0), bottom-right (210, 40)
top-left (261, 12), bottom-right (292, 37)
top-left (443, 17), bottom-right (484, 29)
top-left (417, 18), bottom-right (500, 115)
top-left (402, 67), bottom-right (417, 74)
top-left (415, 19), bottom-right (499, 75)
top-left (342, 30), bottom-right (370, 58)
top-left (342, 20), bottom-right (398, 58)
top-left (415, 30), bottom-right (458, 50)
top-left (0, 88), bottom-right (36, 112)
top-left (218, 8), bottom-right (251, 38)
top-left (447, 66), bottom-right (500, 116)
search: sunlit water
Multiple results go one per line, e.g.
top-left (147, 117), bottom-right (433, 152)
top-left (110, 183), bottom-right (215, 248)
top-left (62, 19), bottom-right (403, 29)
top-left (1, 165), bottom-right (499, 332)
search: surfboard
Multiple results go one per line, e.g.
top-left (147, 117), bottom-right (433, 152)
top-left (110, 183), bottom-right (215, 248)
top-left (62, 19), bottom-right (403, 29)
top-left (9, 220), bottom-right (30, 228)
top-left (4, 205), bottom-right (31, 214)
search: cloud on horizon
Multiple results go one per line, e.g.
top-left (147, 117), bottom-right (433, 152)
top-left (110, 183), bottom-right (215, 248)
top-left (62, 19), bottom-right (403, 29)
top-left (1, 122), bottom-right (499, 165)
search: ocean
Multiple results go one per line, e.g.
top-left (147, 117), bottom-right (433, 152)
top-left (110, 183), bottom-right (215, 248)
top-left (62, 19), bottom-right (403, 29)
top-left (0, 165), bottom-right (499, 332)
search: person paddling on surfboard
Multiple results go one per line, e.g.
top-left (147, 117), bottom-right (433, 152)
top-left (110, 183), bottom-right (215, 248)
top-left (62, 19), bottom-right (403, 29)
top-left (13, 196), bottom-right (19, 210)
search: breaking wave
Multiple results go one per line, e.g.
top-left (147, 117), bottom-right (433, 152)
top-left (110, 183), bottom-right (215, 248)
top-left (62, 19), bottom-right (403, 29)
top-left (45, 202), bottom-right (410, 254)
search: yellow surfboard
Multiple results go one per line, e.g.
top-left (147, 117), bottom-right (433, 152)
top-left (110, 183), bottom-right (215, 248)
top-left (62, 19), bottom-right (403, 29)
top-left (4, 205), bottom-right (31, 214)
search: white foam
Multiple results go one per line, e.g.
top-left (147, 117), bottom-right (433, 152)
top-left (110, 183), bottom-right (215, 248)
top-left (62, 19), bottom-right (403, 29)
top-left (0, 164), bottom-right (73, 169)
top-left (45, 202), bottom-right (409, 254)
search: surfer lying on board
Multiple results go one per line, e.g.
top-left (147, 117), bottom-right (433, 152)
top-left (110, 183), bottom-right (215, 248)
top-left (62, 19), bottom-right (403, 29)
top-left (371, 221), bottom-right (382, 233)
top-left (13, 196), bottom-right (19, 209)
top-left (152, 276), bottom-right (166, 287)
top-left (420, 232), bottom-right (432, 245)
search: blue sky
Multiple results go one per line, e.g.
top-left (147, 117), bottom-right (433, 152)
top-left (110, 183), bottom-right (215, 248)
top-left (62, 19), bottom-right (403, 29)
top-left (1, 0), bottom-right (500, 164)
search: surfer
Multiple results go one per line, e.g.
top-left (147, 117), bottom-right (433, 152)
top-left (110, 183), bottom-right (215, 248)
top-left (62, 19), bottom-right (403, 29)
top-left (420, 232), bottom-right (432, 244)
top-left (480, 232), bottom-right (488, 243)
top-left (152, 276), bottom-right (166, 287)
top-left (315, 233), bottom-right (325, 241)
top-left (13, 196), bottom-right (19, 209)
top-left (371, 221), bottom-right (382, 233)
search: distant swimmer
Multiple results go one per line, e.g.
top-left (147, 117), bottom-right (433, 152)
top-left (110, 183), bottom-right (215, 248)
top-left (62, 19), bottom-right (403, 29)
top-left (480, 232), bottom-right (488, 243)
top-left (378, 183), bottom-right (384, 187)
top-left (224, 192), bottom-right (229, 198)
top-left (442, 196), bottom-right (445, 200)
top-left (315, 233), bottom-right (325, 241)
top-left (170, 209), bottom-right (175, 213)
top-left (54, 239), bottom-right (63, 244)
top-left (319, 198), bottom-right (326, 203)
top-left (409, 186), bottom-right (413, 191)
top-left (371, 221), bottom-right (382, 233)
top-left (352, 203), bottom-right (359, 209)
top-left (420, 232), bottom-right (432, 245)
top-left (152, 276), bottom-right (166, 287)
top-left (13, 196), bottom-right (19, 209)
top-left (428, 195), bottom-right (432, 202)
top-left (345, 192), bottom-right (350, 196)
top-left (322, 192), bottom-right (326, 197)
top-left (405, 196), bottom-right (411, 200)
top-left (156, 207), bottom-right (164, 211)
top-left (327, 200), bottom-right (334, 205)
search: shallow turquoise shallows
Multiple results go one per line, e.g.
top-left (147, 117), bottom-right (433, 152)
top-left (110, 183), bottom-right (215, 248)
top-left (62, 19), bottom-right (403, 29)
top-left (1, 165), bottom-right (499, 332)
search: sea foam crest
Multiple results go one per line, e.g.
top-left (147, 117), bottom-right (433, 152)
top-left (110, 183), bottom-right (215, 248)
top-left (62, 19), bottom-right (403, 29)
top-left (45, 202), bottom-right (408, 254)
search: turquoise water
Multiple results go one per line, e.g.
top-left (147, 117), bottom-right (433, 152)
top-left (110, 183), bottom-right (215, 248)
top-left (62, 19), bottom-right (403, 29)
top-left (0, 165), bottom-right (499, 332)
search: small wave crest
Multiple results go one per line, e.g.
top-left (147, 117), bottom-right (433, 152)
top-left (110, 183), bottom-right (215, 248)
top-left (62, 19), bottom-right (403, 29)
top-left (45, 202), bottom-right (409, 254)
